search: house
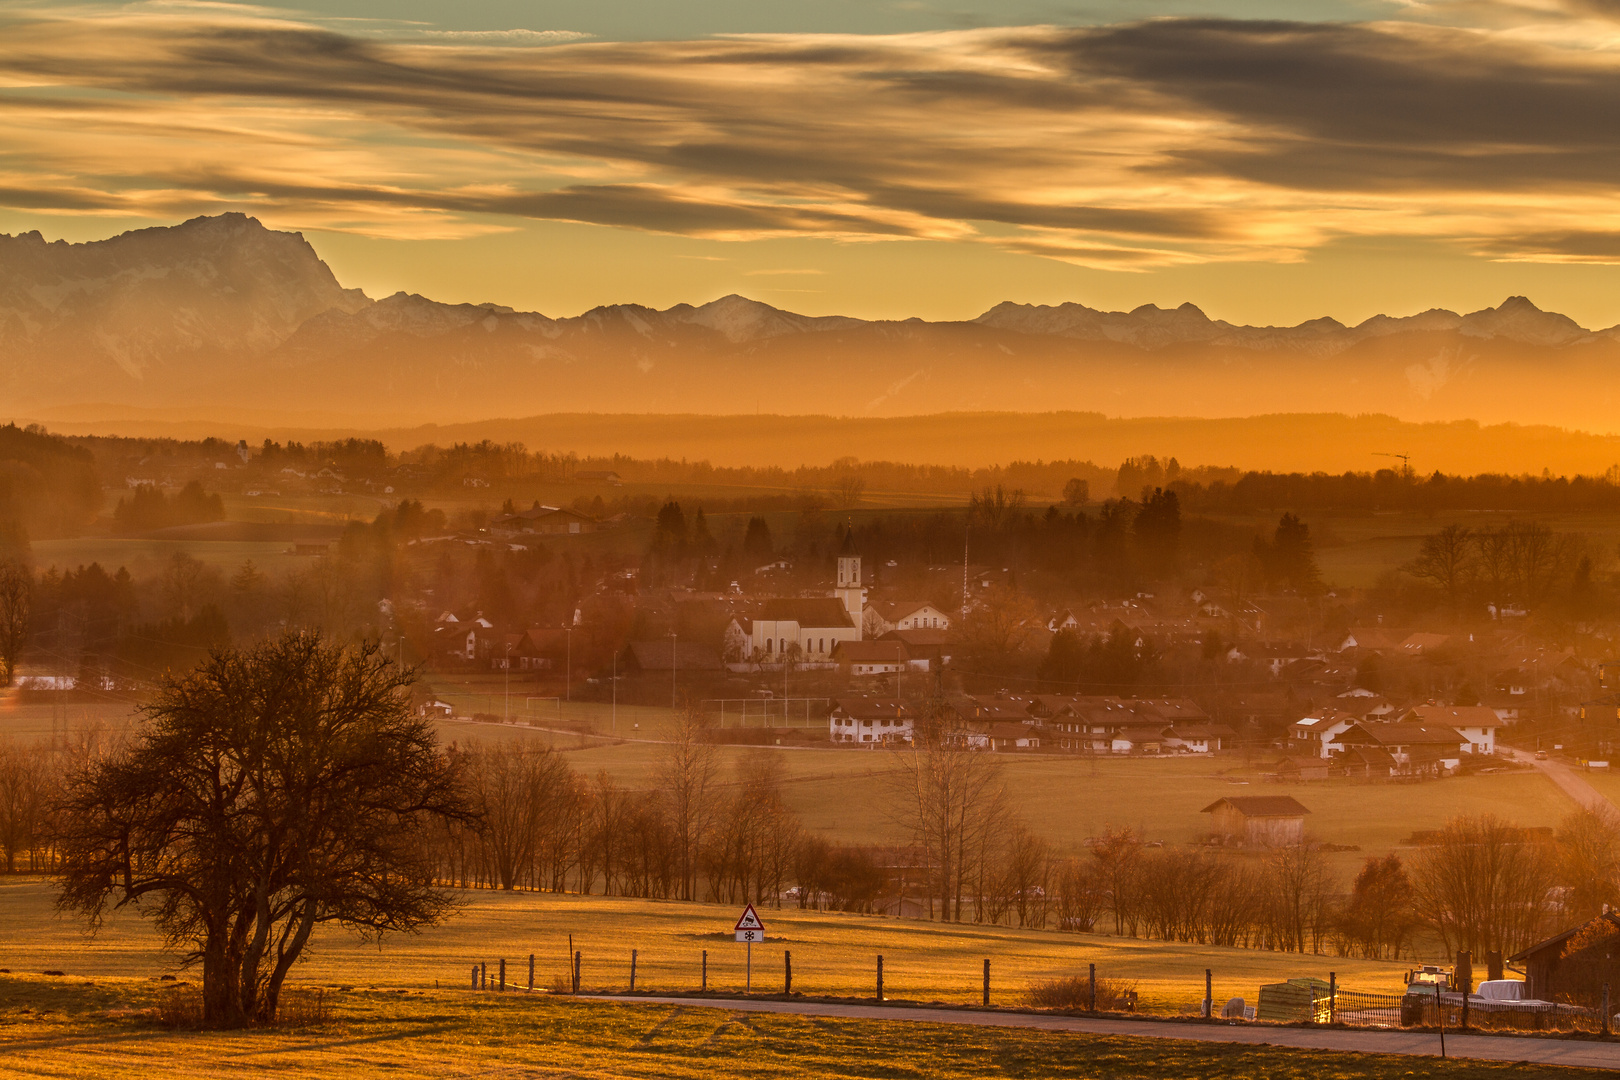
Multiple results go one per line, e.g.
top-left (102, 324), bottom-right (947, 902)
top-left (490, 502), bottom-right (598, 536)
top-left (1336, 722), bottom-right (1466, 772)
top-left (574, 469), bottom-right (622, 485)
top-left (1338, 626), bottom-right (1412, 653)
top-left (750, 598), bottom-right (859, 661)
top-left (1202, 795), bottom-right (1310, 846)
top-left (1047, 609), bottom-right (1081, 632)
top-left (832, 640), bottom-right (917, 677)
top-left (1401, 705), bottom-right (1500, 755)
top-left (828, 697), bottom-right (914, 745)
top-left (419, 700), bottom-right (454, 718)
top-left (514, 627), bottom-right (574, 671)
top-left (1161, 722), bottom-right (1236, 753)
top-left (1398, 632), bottom-right (1453, 656)
top-left (863, 600), bottom-right (951, 636)
top-left (1289, 711), bottom-right (1359, 759)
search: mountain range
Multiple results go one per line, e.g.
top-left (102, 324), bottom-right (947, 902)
top-left (5, 213), bottom-right (1620, 431)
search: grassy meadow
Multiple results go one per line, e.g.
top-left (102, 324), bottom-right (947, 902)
top-left (0, 973), bottom-right (1600, 1080)
top-left (0, 878), bottom-right (1412, 1011)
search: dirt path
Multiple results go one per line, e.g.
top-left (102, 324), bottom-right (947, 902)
top-left (1501, 748), bottom-right (1617, 814)
top-left (603, 994), bottom-right (1620, 1070)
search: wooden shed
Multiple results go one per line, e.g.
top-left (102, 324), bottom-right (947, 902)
top-left (1201, 795), bottom-right (1310, 846)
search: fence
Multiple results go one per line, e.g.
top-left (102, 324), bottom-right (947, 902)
top-left (454, 947), bottom-right (1611, 1039)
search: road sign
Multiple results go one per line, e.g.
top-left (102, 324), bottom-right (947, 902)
top-left (734, 903), bottom-right (766, 943)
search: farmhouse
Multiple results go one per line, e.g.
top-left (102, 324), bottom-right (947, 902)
top-left (1202, 795), bottom-right (1310, 846)
top-left (828, 697), bottom-right (914, 745)
top-left (1289, 710), bottom-right (1359, 758)
top-left (1160, 722), bottom-right (1236, 753)
top-left (863, 600), bottom-right (951, 636)
top-left (1336, 722), bottom-right (1466, 771)
top-left (490, 501), bottom-right (597, 535)
top-left (1402, 704), bottom-right (1500, 754)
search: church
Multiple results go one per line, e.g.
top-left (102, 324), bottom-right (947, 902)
top-left (749, 529), bottom-right (866, 661)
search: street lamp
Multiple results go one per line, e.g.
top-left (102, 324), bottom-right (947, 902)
top-left (503, 640), bottom-right (511, 723)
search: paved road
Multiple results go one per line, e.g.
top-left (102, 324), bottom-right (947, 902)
top-left (601, 995), bottom-right (1620, 1070)
top-left (1502, 747), bottom-right (1617, 814)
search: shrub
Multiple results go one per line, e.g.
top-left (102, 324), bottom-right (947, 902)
top-left (1026, 975), bottom-right (1139, 1011)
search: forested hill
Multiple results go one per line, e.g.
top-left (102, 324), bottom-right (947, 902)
top-left (0, 424), bottom-right (100, 545)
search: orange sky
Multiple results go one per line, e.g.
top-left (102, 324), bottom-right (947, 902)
top-left (6, 2), bottom-right (1620, 325)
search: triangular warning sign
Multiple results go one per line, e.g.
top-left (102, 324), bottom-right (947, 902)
top-left (734, 903), bottom-right (765, 933)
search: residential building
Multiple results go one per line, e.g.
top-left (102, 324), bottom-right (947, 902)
top-left (828, 697), bottom-right (914, 745)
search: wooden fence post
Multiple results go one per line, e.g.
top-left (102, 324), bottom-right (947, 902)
top-left (1329, 972), bottom-right (1336, 1024)
top-left (630, 949), bottom-right (638, 992)
top-left (785, 951), bottom-right (792, 995)
top-left (499, 958), bottom-right (506, 993)
top-left (983, 958), bottom-right (991, 1007)
top-left (1088, 963), bottom-right (1096, 1012)
top-left (480, 962), bottom-right (487, 991)
top-left (573, 951), bottom-right (581, 994)
top-left (470, 964), bottom-right (478, 991)
top-left (702, 949), bottom-right (708, 992)
top-left (529, 954), bottom-right (534, 993)
top-left (877, 955), bottom-right (884, 1002)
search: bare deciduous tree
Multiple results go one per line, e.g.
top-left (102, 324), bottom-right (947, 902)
top-left (54, 632), bottom-right (474, 1026)
top-left (1413, 814), bottom-right (1554, 959)
top-left (889, 741), bottom-right (1007, 921)
top-left (661, 705), bottom-right (719, 902)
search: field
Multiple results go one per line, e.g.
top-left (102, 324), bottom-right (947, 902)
top-left (420, 697), bottom-right (1577, 879)
top-left (0, 680), bottom-right (1580, 881)
top-left (0, 877), bottom-right (1415, 1012)
top-left (1, 974), bottom-right (1603, 1080)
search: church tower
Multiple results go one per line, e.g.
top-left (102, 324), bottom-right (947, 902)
top-left (835, 527), bottom-right (864, 630)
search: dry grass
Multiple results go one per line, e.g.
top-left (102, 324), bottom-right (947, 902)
top-left (0, 878), bottom-right (1414, 1013)
top-left (0, 972), bottom-right (1610, 1080)
top-left (1025, 974), bottom-right (1140, 1011)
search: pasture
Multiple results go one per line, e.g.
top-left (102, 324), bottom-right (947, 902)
top-left (0, 974), bottom-right (1595, 1080)
top-left (0, 879), bottom-right (1410, 1011)
top-left (422, 703), bottom-right (1576, 876)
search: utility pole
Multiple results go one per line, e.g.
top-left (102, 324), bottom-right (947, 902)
top-left (565, 626), bottom-right (572, 703)
top-left (504, 640), bottom-right (511, 722)
top-left (670, 630), bottom-right (678, 711)
top-left (611, 649), bottom-right (617, 735)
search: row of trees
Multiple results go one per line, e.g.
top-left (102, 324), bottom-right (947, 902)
top-left (1403, 521), bottom-right (1590, 610)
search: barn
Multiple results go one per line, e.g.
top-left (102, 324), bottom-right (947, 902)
top-left (1201, 795), bottom-right (1310, 846)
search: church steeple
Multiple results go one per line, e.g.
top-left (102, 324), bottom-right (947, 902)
top-left (835, 526), bottom-right (864, 629)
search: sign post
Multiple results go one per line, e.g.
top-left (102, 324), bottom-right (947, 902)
top-left (734, 903), bottom-right (766, 994)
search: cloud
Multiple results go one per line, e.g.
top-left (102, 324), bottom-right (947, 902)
top-left (2, 5), bottom-right (1620, 265)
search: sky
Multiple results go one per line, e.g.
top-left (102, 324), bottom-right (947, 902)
top-left (5, 0), bottom-right (1620, 325)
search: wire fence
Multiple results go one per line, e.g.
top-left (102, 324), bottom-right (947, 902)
top-left (455, 947), bottom-right (1613, 1038)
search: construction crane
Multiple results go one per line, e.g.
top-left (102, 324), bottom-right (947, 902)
top-left (1374, 452), bottom-right (1413, 479)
